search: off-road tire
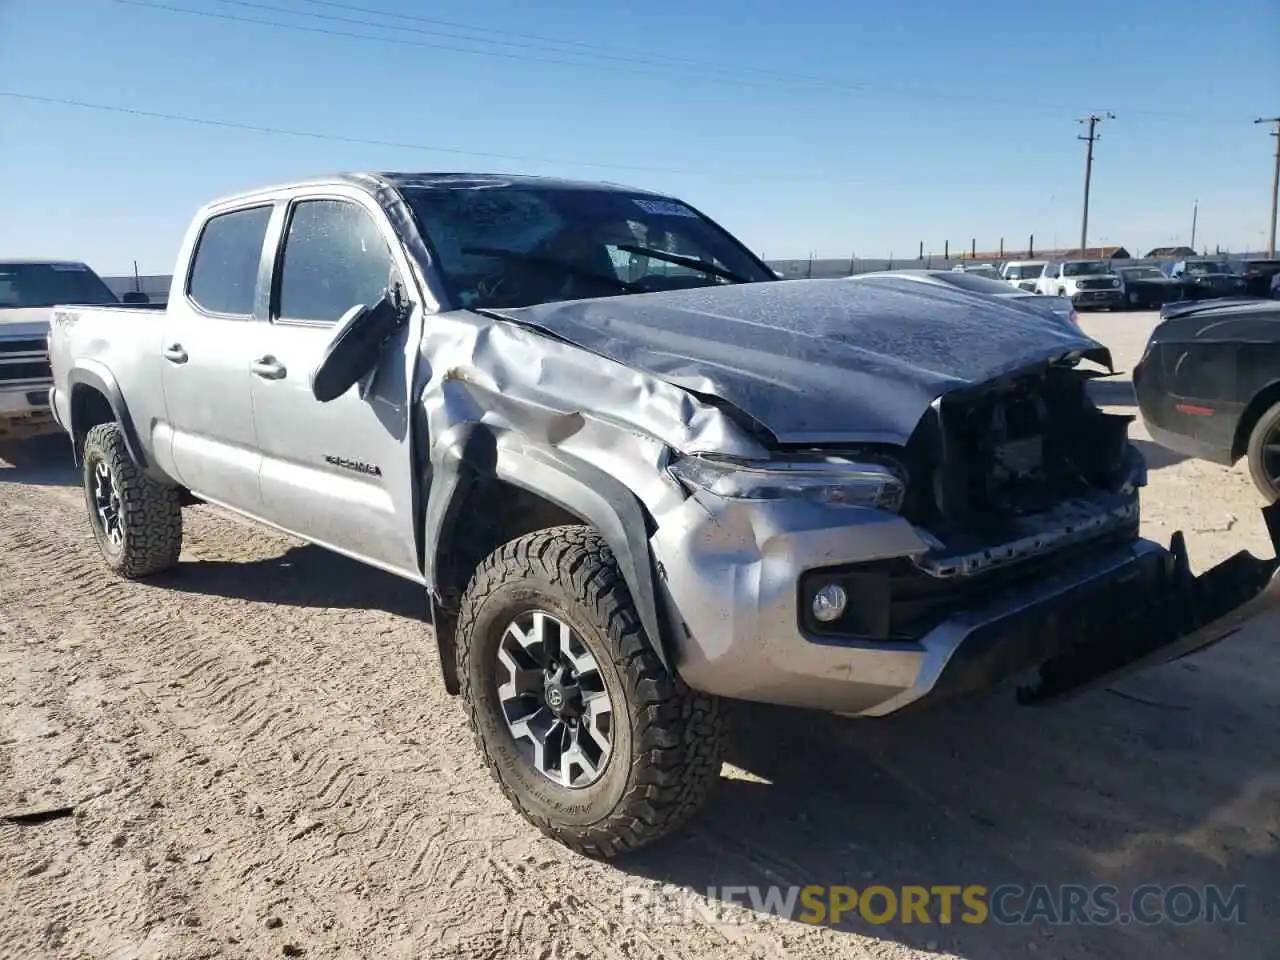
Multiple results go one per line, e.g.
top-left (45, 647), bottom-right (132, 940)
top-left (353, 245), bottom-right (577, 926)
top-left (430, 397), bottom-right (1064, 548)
top-left (1245, 400), bottom-right (1280, 503)
top-left (82, 421), bottom-right (183, 578)
top-left (456, 524), bottom-right (725, 858)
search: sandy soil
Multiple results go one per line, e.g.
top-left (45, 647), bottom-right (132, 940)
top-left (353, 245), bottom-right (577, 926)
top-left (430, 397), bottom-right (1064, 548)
top-left (1, 310), bottom-right (1276, 960)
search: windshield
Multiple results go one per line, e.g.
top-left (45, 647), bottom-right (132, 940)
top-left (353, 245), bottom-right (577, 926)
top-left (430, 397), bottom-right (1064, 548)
top-left (1062, 261), bottom-right (1109, 277)
top-left (0, 262), bottom-right (119, 309)
top-left (402, 184), bottom-right (774, 309)
top-left (939, 272), bottom-right (1016, 295)
top-left (1121, 267), bottom-right (1165, 280)
top-left (1007, 264), bottom-right (1043, 279)
top-left (1185, 261), bottom-right (1230, 275)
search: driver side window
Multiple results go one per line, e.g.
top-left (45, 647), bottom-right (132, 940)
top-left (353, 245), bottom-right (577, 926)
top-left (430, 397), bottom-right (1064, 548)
top-left (275, 199), bottom-right (398, 325)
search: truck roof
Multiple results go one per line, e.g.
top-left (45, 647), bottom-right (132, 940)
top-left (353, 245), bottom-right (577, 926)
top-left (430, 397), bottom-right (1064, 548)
top-left (377, 172), bottom-right (666, 194)
top-left (205, 171), bottom-right (673, 209)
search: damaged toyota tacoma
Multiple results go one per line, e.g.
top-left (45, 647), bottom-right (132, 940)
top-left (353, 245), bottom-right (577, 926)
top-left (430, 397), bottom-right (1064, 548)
top-left (46, 173), bottom-right (1280, 857)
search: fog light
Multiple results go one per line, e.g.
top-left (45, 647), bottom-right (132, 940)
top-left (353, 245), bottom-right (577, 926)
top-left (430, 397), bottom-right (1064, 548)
top-left (812, 583), bottom-right (848, 623)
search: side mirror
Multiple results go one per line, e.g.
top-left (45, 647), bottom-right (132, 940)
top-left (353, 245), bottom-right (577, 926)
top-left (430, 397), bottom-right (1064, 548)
top-left (122, 291), bottom-right (150, 305)
top-left (310, 292), bottom-right (404, 403)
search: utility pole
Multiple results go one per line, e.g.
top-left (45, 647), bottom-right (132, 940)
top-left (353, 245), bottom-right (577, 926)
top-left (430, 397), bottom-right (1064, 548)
top-left (1077, 112), bottom-right (1114, 254)
top-left (1256, 117), bottom-right (1280, 257)
top-left (1190, 199), bottom-right (1198, 252)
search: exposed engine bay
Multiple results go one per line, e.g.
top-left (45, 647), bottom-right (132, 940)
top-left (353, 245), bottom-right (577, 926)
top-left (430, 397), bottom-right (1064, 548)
top-left (945, 368), bottom-right (1133, 508)
top-left (919, 363), bottom-right (1142, 577)
top-left (795, 362), bottom-right (1143, 586)
top-left (789, 363), bottom-right (1147, 643)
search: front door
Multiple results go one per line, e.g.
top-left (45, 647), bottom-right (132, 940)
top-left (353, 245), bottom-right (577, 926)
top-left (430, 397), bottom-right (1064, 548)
top-left (248, 195), bottom-right (422, 579)
top-left (161, 203), bottom-right (272, 511)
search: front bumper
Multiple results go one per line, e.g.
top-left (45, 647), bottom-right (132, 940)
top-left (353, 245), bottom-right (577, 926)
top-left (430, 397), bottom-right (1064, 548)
top-left (1070, 288), bottom-right (1124, 308)
top-left (1187, 282), bottom-right (1247, 299)
top-left (653, 495), bottom-right (1280, 716)
top-left (1124, 285), bottom-right (1182, 308)
top-left (0, 382), bottom-right (58, 440)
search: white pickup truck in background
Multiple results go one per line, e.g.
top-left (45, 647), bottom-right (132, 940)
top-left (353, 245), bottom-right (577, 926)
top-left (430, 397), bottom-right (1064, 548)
top-left (0, 259), bottom-right (124, 441)
top-left (999, 260), bottom-right (1046, 292)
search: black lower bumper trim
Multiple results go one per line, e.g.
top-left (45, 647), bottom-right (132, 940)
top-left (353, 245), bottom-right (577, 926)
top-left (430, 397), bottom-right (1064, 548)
top-left (1017, 502), bottom-right (1280, 704)
top-left (915, 503), bottom-right (1280, 710)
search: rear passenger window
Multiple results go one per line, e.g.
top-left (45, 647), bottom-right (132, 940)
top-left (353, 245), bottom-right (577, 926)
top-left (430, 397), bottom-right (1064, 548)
top-left (187, 205), bottom-right (272, 316)
top-left (276, 200), bottom-right (395, 325)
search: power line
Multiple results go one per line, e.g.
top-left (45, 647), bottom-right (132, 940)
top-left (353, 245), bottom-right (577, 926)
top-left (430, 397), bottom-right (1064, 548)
top-left (1076, 112), bottom-right (1114, 253)
top-left (227, 0), bottom-right (865, 93)
top-left (282, 0), bottom-right (1266, 123)
top-left (113, 0), bottom-right (1231, 121)
top-left (288, 0), bottom-right (813, 73)
top-left (1255, 116), bottom-right (1280, 258)
top-left (112, 0), bottom-right (817, 95)
top-left (0, 89), bottom-right (868, 183)
top-left (283, 0), bottom-right (1026, 105)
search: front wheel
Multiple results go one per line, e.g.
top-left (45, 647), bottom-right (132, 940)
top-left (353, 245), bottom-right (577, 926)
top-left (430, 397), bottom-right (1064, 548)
top-left (1246, 401), bottom-right (1280, 503)
top-left (456, 524), bottom-right (726, 858)
top-left (82, 421), bottom-right (183, 578)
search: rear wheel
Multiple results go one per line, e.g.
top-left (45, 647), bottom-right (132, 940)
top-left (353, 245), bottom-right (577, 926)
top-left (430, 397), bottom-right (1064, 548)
top-left (456, 524), bottom-right (725, 857)
top-left (82, 422), bottom-right (183, 578)
top-left (1245, 400), bottom-right (1280, 503)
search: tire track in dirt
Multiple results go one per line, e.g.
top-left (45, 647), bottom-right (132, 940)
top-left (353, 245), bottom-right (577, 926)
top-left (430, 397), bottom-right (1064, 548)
top-left (0, 483), bottom-right (868, 960)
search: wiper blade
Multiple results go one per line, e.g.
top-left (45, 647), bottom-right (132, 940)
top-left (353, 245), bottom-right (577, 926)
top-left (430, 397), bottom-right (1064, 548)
top-left (614, 244), bottom-right (750, 284)
top-left (461, 246), bottom-right (643, 294)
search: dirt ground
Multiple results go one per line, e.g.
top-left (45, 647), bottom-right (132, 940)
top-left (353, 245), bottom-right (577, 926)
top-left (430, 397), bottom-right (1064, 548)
top-left (1, 310), bottom-right (1276, 960)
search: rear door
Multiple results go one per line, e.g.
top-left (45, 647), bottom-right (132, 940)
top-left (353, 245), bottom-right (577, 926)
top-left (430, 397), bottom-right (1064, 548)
top-left (247, 191), bottom-right (423, 579)
top-left (161, 204), bottom-right (273, 510)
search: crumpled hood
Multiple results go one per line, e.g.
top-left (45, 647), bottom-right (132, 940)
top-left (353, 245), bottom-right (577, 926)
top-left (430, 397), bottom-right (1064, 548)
top-left (485, 277), bottom-right (1111, 445)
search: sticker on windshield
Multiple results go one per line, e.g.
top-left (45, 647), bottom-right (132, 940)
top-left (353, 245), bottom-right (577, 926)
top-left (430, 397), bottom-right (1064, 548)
top-left (632, 198), bottom-right (698, 218)
top-left (49, 262), bottom-right (88, 271)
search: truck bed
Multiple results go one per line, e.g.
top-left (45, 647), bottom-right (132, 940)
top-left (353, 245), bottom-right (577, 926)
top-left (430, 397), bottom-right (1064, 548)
top-left (47, 303), bottom-right (171, 457)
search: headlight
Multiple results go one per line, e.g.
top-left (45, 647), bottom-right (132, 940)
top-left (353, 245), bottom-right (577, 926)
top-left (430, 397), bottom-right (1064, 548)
top-left (1111, 278), bottom-right (1120, 288)
top-left (668, 455), bottom-right (906, 512)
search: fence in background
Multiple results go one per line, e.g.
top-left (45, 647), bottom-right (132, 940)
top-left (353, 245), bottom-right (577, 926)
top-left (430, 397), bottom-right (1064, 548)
top-left (105, 249), bottom-right (1273, 296)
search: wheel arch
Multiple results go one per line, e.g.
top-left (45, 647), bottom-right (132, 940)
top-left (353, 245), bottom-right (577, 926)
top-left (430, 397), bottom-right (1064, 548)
top-left (423, 422), bottom-right (671, 695)
top-left (66, 365), bottom-right (149, 473)
top-left (1232, 380), bottom-right (1280, 461)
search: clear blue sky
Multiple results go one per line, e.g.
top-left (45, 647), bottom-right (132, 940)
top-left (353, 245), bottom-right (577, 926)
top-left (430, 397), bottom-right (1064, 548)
top-left (2, 0), bottom-right (1278, 274)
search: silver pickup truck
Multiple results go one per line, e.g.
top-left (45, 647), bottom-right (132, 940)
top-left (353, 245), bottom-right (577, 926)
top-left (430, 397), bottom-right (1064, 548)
top-left (1, 259), bottom-right (123, 440)
top-left (46, 173), bottom-right (1280, 858)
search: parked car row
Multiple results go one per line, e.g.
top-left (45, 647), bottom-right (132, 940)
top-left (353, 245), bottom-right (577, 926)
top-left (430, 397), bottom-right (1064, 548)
top-left (992, 254), bottom-right (1280, 311)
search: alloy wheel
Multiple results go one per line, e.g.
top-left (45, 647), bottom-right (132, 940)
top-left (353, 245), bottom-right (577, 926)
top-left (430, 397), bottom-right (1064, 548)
top-left (495, 609), bottom-right (614, 788)
top-left (1262, 422), bottom-right (1280, 491)
top-left (92, 460), bottom-right (124, 549)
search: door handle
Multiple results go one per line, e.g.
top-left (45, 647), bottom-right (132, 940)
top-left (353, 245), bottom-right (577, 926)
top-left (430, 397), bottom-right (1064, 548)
top-left (162, 344), bottom-right (188, 364)
top-left (249, 356), bottom-right (287, 380)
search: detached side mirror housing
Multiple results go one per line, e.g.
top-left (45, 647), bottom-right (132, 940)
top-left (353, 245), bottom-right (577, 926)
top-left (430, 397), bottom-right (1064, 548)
top-left (310, 291), bottom-right (404, 403)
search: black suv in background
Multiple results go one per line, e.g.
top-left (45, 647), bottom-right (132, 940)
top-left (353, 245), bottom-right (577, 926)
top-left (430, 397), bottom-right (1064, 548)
top-left (1239, 258), bottom-right (1280, 298)
top-left (1170, 258), bottom-right (1248, 299)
